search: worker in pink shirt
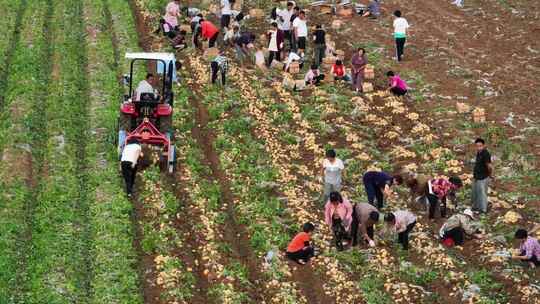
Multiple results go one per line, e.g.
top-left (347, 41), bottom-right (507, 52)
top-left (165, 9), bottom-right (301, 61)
top-left (386, 71), bottom-right (408, 96)
top-left (165, 0), bottom-right (180, 26)
top-left (324, 192), bottom-right (353, 250)
top-left (384, 210), bottom-right (416, 250)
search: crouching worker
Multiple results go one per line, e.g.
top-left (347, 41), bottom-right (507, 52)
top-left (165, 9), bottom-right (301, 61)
top-left (511, 228), bottom-right (540, 269)
top-left (210, 52), bottom-right (228, 86)
top-left (331, 60), bottom-right (351, 82)
top-left (324, 192), bottom-right (353, 251)
top-left (387, 71), bottom-right (408, 96)
top-left (439, 208), bottom-right (483, 247)
top-left (286, 222), bottom-right (316, 265)
top-left (305, 64), bottom-right (325, 86)
top-left (121, 139), bottom-right (143, 197)
top-left (350, 202), bottom-right (380, 247)
top-left (384, 210), bottom-right (416, 250)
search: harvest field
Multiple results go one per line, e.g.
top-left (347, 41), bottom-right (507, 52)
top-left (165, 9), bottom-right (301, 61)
top-left (0, 0), bottom-right (539, 303)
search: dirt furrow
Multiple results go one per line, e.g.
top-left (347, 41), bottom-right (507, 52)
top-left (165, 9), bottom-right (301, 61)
top-left (0, 0), bottom-right (27, 110)
top-left (186, 86), bottom-right (266, 302)
top-left (101, 0), bottom-right (121, 81)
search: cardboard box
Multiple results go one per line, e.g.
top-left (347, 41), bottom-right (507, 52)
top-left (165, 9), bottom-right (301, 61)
top-left (362, 82), bottom-right (374, 92)
top-left (179, 24), bottom-right (191, 34)
top-left (295, 80), bottom-right (306, 91)
top-left (249, 8), bottom-right (265, 18)
top-left (331, 19), bottom-right (343, 30)
top-left (364, 68), bottom-right (375, 79)
top-left (289, 62), bottom-right (300, 74)
top-left (472, 107), bottom-right (485, 123)
top-left (337, 7), bottom-right (353, 17)
top-left (322, 56), bottom-right (337, 65)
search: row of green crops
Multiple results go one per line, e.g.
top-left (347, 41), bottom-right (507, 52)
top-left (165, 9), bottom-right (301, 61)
top-left (0, 0), bottom-right (53, 301)
top-left (0, 0), bottom-right (26, 107)
top-left (83, 0), bottom-right (143, 302)
top-left (21, 0), bottom-right (96, 301)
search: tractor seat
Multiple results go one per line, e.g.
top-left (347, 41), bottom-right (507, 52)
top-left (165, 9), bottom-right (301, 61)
top-left (140, 92), bottom-right (159, 102)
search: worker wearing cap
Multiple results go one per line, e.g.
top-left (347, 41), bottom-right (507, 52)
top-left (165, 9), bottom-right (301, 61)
top-left (121, 138), bottom-right (143, 197)
top-left (439, 209), bottom-right (483, 246)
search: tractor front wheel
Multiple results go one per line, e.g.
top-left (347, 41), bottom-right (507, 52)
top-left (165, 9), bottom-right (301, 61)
top-left (159, 115), bottom-right (172, 134)
top-left (119, 113), bottom-right (131, 131)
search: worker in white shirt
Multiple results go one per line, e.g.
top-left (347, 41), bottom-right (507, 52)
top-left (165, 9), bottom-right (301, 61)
top-left (121, 138), bottom-right (143, 196)
top-left (292, 10), bottom-right (308, 56)
top-left (135, 73), bottom-right (158, 101)
top-left (220, 0), bottom-right (234, 29)
top-left (392, 10), bottom-right (409, 62)
top-left (277, 2), bottom-right (295, 50)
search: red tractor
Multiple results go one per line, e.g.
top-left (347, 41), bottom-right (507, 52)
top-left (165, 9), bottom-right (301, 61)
top-left (118, 52), bottom-right (177, 173)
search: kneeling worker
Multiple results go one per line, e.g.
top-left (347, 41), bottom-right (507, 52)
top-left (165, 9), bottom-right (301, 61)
top-left (121, 138), bottom-right (143, 197)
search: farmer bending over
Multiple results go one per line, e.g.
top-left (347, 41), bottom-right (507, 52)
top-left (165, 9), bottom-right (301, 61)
top-left (210, 52), bottom-right (228, 86)
top-left (324, 192), bottom-right (353, 250)
top-left (121, 138), bottom-right (143, 197)
top-left (286, 222), bottom-right (316, 265)
top-left (387, 71), bottom-right (408, 96)
top-left (511, 228), bottom-right (540, 269)
top-left (427, 176), bottom-right (463, 218)
top-left (439, 208), bottom-right (483, 247)
top-left (384, 210), bottom-right (416, 250)
top-left (304, 64), bottom-right (324, 86)
top-left (350, 202), bottom-right (380, 247)
top-left (362, 170), bottom-right (403, 209)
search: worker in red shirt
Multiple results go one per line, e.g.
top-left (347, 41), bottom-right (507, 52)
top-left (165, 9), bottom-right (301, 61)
top-left (196, 18), bottom-right (219, 48)
top-left (286, 222), bottom-right (315, 265)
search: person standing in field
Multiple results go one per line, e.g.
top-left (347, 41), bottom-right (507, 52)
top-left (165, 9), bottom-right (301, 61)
top-left (286, 222), bottom-right (316, 265)
top-left (471, 138), bottom-right (492, 213)
top-left (384, 210), bottom-right (416, 250)
top-left (292, 10), bottom-right (308, 57)
top-left (321, 149), bottom-right (344, 203)
top-left (289, 6), bottom-right (300, 51)
top-left (312, 24), bottom-right (326, 66)
top-left (266, 22), bottom-right (284, 66)
top-left (220, 0), bottom-right (234, 29)
top-left (277, 2), bottom-right (295, 50)
top-left (392, 10), bottom-right (409, 62)
top-left (362, 170), bottom-right (403, 209)
top-left (351, 47), bottom-right (367, 93)
top-left (121, 138), bottom-right (143, 197)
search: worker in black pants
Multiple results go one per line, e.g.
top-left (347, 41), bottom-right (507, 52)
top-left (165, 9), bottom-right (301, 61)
top-left (121, 138), bottom-right (143, 197)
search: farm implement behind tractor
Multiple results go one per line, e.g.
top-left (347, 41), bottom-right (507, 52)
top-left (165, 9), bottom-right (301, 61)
top-left (118, 52), bottom-right (177, 173)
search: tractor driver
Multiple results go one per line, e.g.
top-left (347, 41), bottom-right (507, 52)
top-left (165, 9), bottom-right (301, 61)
top-left (135, 73), bottom-right (159, 101)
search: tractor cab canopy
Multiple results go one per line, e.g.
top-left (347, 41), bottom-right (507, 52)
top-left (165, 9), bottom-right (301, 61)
top-left (124, 52), bottom-right (178, 106)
